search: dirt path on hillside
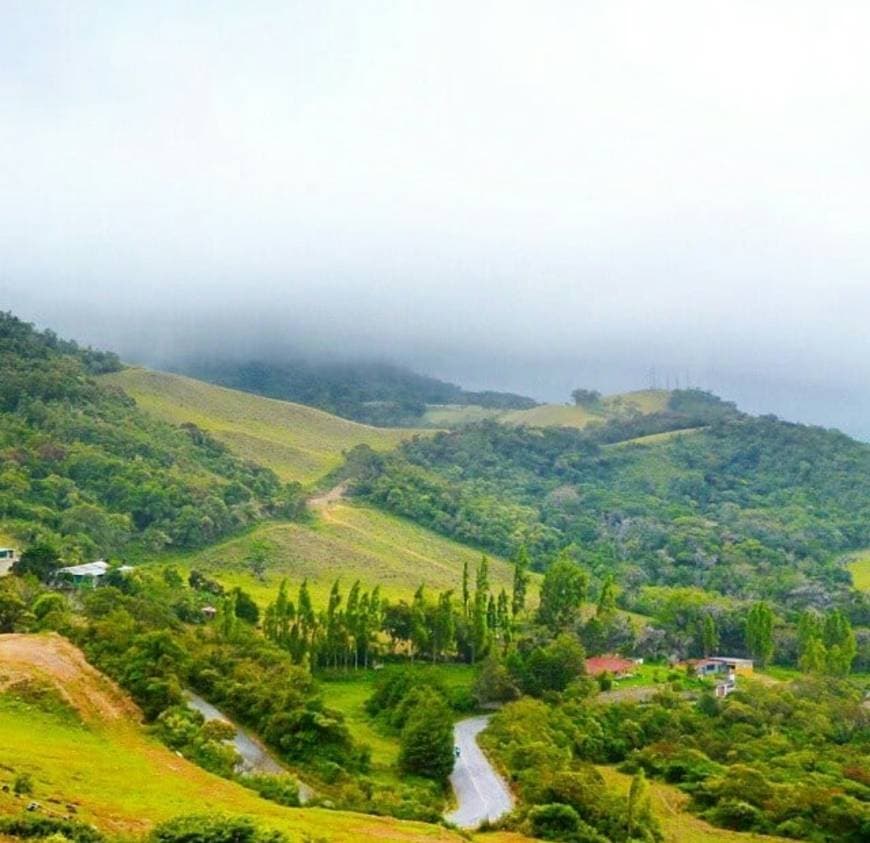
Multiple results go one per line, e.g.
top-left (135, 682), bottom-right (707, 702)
top-left (308, 480), bottom-right (349, 508)
top-left (0, 633), bottom-right (140, 724)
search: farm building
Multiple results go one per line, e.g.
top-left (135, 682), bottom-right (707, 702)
top-left (54, 560), bottom-right (135, 588)
top-left (55, 560), bottom-right (110, 587)
top-left (585, 656), bottom-right (636, 678)
top-left (685, 656), bottom-right (753, 677)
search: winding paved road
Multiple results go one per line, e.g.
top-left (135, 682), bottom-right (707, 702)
top-left (446, 715), bottom-right (513, 829)
top-left (185, 691), bottom-right (314, 802)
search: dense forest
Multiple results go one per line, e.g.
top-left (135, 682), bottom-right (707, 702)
top-left (0, 313), bottom-right (303, 563)
top-left (348, 391), bottom-right (870, 609)
top-left (177, 357), bottom-right (536, 426)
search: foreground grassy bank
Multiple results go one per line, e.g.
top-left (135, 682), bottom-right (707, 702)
top-left (0, 634), bottom-right (474, 843)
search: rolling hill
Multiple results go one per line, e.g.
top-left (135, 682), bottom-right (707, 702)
top-left (102, 367), bottom-right (425, 485)
top-left (158, 501), bottom-right (525, 605)
top-left (0, 634), bottom-right (479, 843)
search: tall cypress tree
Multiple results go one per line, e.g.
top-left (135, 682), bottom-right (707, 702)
top-left (511, 544), bottom-right (530, 617)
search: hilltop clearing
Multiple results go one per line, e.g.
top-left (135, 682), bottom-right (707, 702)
top-left (102, 367), bottom-right (422, 485)
top-left (0, 634), bottom-right (512, 842)
top-left (424, 389), bottom-right (674, 429)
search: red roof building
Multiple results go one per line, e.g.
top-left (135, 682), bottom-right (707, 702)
top-left (585, 656), bottom-right (635, 677)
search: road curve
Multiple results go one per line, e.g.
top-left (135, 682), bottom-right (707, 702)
top-left (446, 715), bottom-right (513, 829)
top-left (185, 691), bottom-right (314, 803)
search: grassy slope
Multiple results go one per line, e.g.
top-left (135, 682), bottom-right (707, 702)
top-left (159, 502), bottom-right (524, 605)
top-left (424, 390), bottom-right (672, 430)
top-left (595, 766), bottom-right (785, 843)
top-left (102, 368), bottom-right (422, 485)
top-left (0, 634), bottom-right (468, 843)
top-left (846, 550), bottom-right (870, 592)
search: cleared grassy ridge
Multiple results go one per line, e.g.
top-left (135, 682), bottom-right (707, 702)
top-left (103, 368), bottom-right (423, 485)
top-left (160, 502), bottom-right (524, 605)
top-left (0, 634), bottom-right (467, 843)
top-left (595, 766), bottom-right (786, 843)
top-left (846, 551), bottom-right (870, 592)
top-left (423, 390), bottom-right (672, 430)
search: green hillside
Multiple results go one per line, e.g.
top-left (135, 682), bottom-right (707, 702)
top-left (0, 313), bottom-right (292, 561)
top-left (351, 392), bottom-right (870, 607)
top-left (160, 501), bottom-right (523, 605)
top-left (103, 368), bottom-right (422, 485)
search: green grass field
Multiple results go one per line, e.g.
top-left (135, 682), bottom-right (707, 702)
top-left (158, 502), bottom-right (524, 605)
top-left (846, 550), bottom-right (870, 592)
top-left (0, 634), bottom-right (470, 843)
top-left (103, 368), bottom-right (423, 486)
top-left (319, 664), bottom-right (476, 784)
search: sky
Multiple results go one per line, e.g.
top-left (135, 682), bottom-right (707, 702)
top-left (3, 1), bottom-right (870, 437)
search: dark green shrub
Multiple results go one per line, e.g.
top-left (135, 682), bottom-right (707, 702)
top-left (0, 814), bottom-right (103, 842)
top-left (149, 814), bottom-right (287, 843)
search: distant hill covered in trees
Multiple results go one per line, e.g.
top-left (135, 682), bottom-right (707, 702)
top-left (175, 357), bottom-right (537, 426)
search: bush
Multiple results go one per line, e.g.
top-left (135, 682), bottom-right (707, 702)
top-left (705, 799), bottom-right (765, 832)
top-left (242, 775), bottom-right (300, 807)
top-left (149, 814), bottom-right (287, 843)
top-left (0, 815), bottom-right (103, 842)
top-left (13, 772), bottom-right (34, 796)
top-left (527, 803), bottom-right (580, 839)
top-left (398, 694), bottom-right (454, 781)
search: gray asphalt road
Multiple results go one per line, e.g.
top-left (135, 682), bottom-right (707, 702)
top-left (446, 715), bottom-right (513, 829)
top-left (185, 691), bottom-right (314, 802)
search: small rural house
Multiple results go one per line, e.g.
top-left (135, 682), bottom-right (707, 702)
top-left (55, 560), bottom-right (110, 587)
top-left (585, 656), bottom-right (636, 679)
top-left (201, 605), bottom-right (218, 620)
top-left (54, 560), bottom-right (134, 588)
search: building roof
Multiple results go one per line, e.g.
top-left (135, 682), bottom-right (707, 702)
top-left (585, 656), bottom-right (635, 676)
top-left (57, 560), bottom-right (110, 577)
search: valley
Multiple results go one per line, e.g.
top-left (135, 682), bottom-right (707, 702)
top-left (1, 313), bottom-right (867, 843)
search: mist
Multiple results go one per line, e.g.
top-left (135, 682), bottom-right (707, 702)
top-left (3, 1), bottom-right (870, 437)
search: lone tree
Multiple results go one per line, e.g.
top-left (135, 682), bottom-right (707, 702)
top-left (537, 553), bottom-right (587, 633)
top-left (12, 539), bottom-right (62, 582)
top-left (745, 601), bottom-right (774, 666)
top-left (571, 388), bottom-right (602, 407)
top-left (398, 693), bottom-right (454, 781)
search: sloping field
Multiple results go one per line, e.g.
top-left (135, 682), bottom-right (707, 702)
top-left (596, 765), bottom-right (785, 843)
top-left (103, 368), bottom-right (422, 485)
top-left (161, 502), bottom-right (523, 605)
top-left (0, 634), bottom-right (501, 842)
top-left (606, 426), bottom-right (705, 449)
top-left (424, 390), bottom-right (673, 430)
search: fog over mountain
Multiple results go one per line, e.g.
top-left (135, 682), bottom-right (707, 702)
top-left (3, 2), bottom-right (870, 437)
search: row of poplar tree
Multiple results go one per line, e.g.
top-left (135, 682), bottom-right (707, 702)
top-left (257, 547), bottom-right (532, 669)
